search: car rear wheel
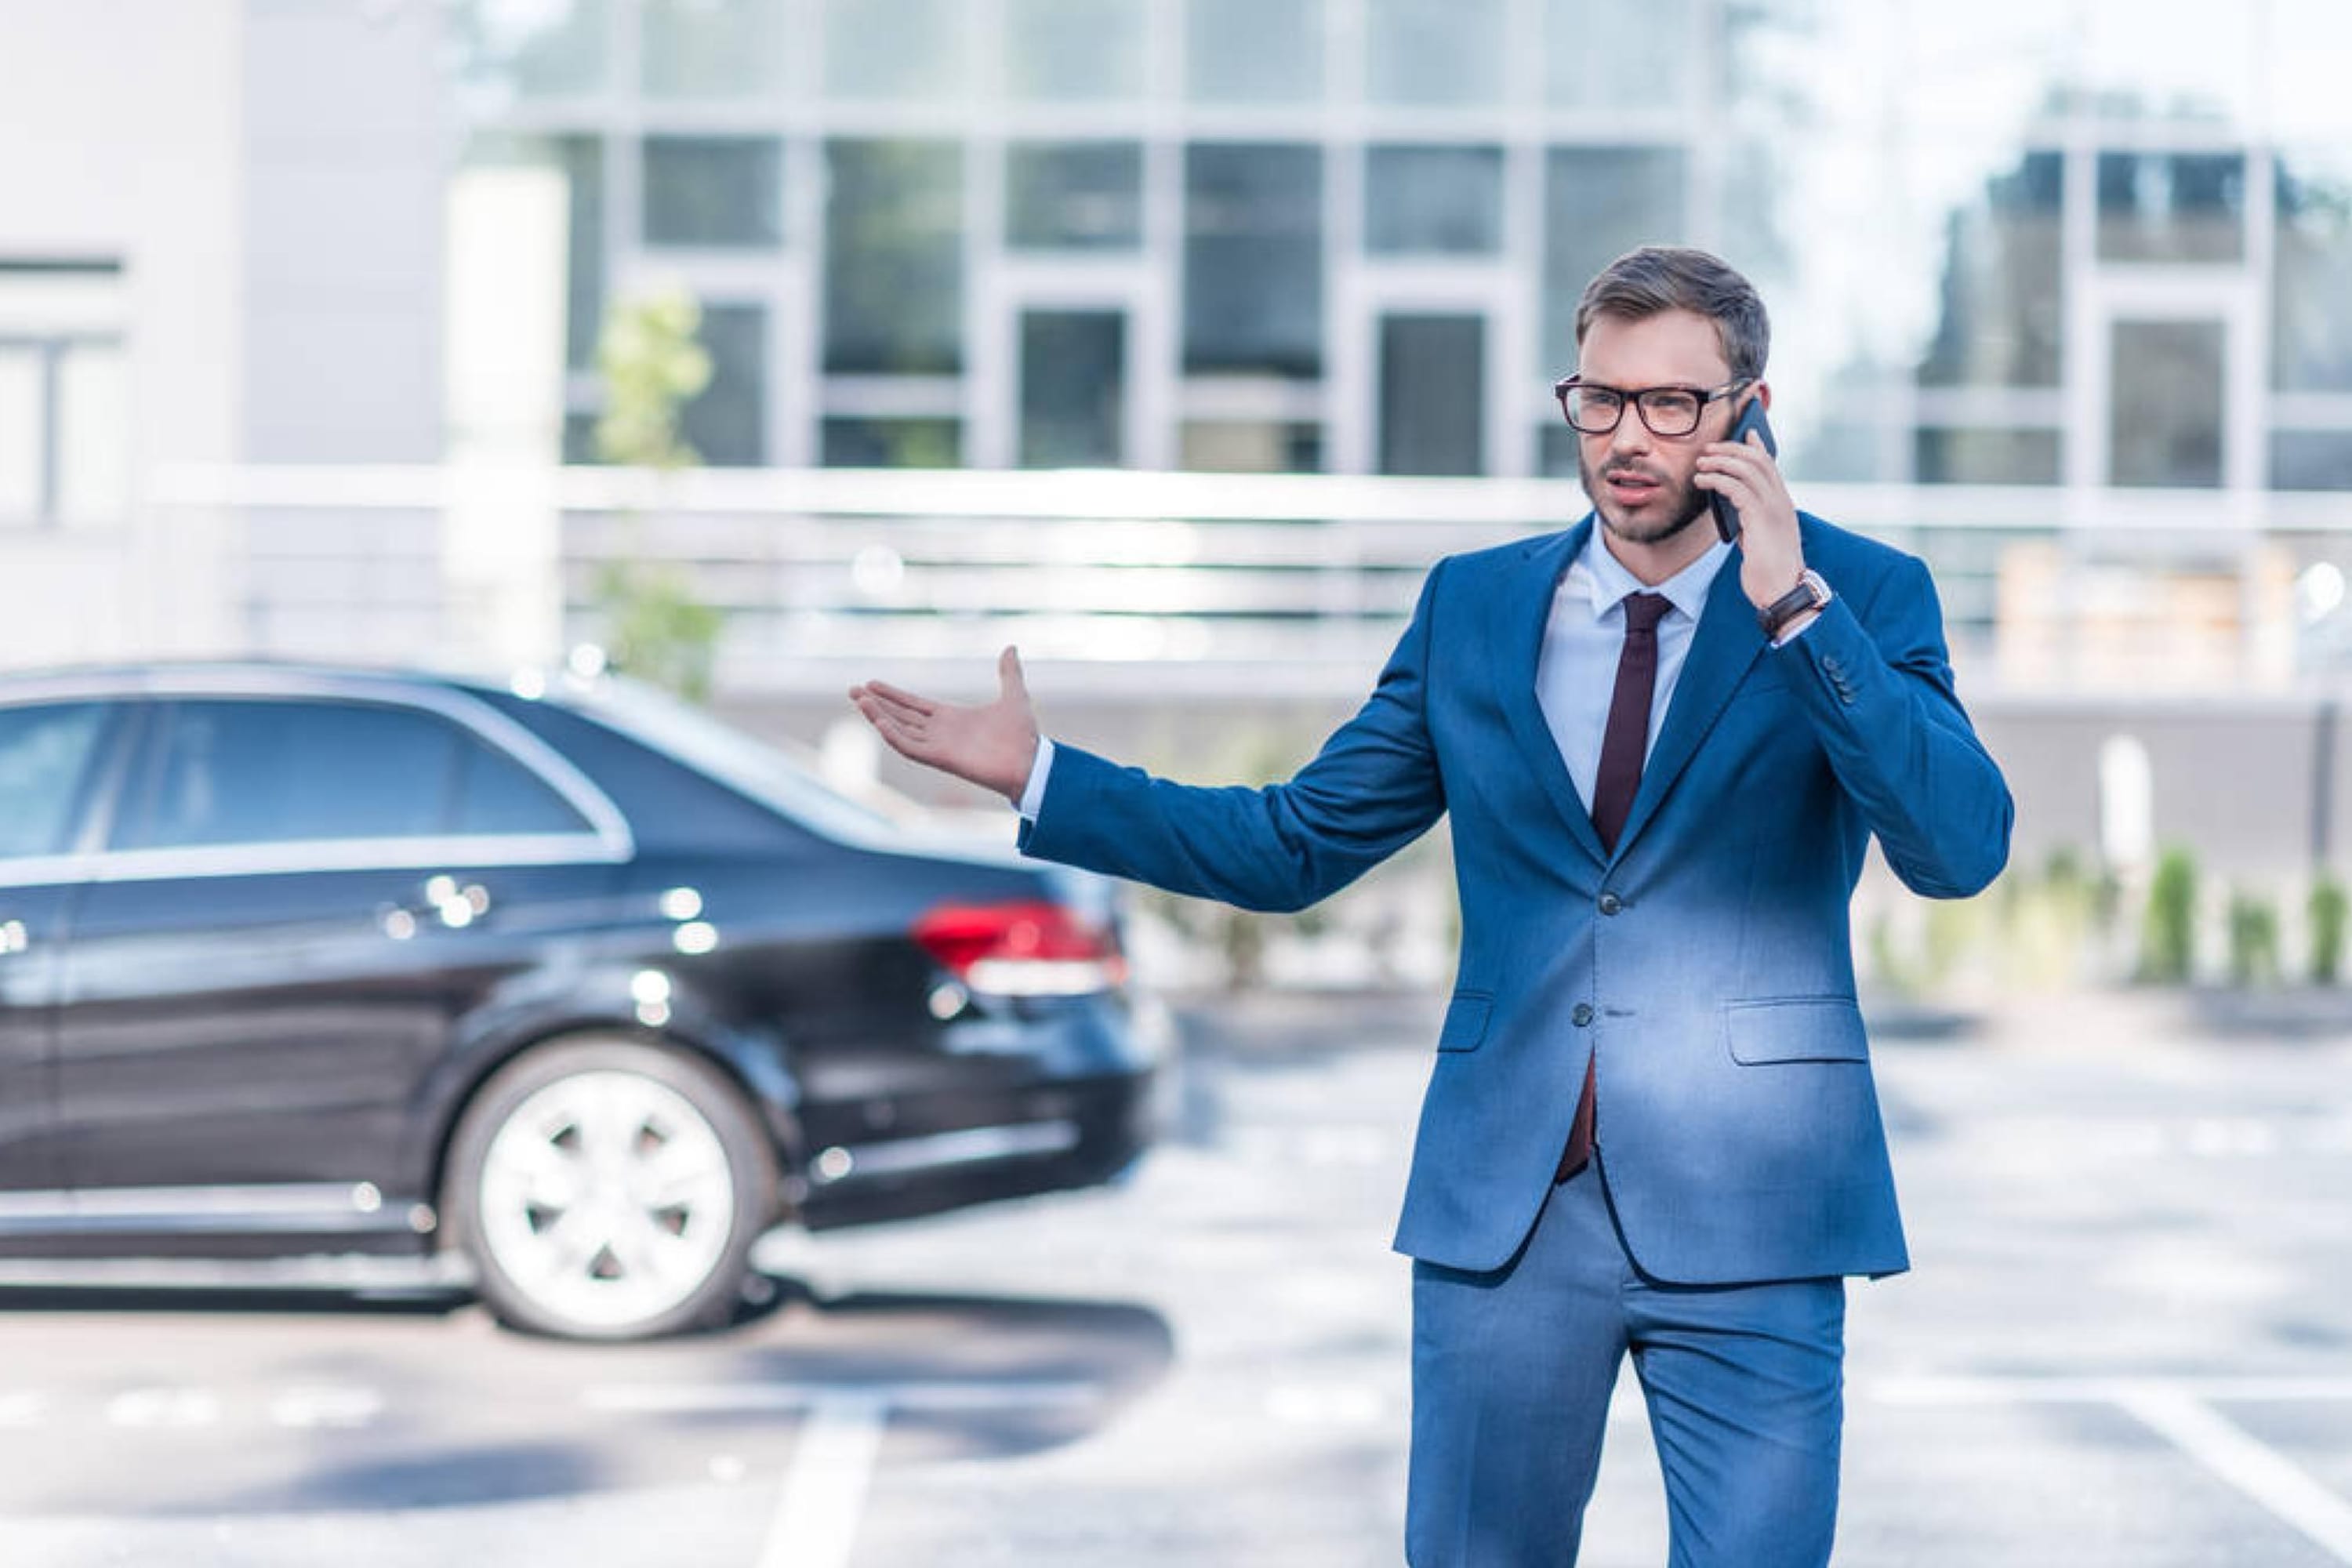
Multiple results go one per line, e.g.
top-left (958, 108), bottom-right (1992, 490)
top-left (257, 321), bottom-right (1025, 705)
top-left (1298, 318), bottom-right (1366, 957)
top-left (444, 1037), bottom-right (778, 1340)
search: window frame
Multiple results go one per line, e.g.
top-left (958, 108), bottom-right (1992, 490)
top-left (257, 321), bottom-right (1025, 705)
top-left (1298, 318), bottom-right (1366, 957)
top-left (0, 677), bottom-right (630, 887)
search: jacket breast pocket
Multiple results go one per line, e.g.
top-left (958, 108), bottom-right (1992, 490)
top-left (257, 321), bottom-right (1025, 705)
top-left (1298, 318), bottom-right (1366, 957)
top-left (1436, 989), bottom-right (1493, 1052)
top-left (1722, 996), bottom-right (1868, 1064)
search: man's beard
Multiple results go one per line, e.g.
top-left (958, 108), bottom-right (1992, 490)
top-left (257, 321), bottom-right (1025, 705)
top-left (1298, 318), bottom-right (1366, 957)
top-left (1580, 454), bottom-right (1709, 546)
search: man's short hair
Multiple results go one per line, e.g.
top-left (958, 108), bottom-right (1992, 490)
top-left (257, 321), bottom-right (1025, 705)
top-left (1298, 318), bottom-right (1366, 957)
top-left (1574, 245), bottom-right (1769, 383)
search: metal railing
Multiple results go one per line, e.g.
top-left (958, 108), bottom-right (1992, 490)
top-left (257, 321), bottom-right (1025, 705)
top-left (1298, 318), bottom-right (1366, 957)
top-left (126, 464), bottom-right (2352, 699)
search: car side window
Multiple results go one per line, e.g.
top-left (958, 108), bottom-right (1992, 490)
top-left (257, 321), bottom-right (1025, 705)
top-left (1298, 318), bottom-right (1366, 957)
top-left (453, 733), bottom-right (592, 836)
top-left (0, 702), bottom-right (110, 859)
top-left (119, 699), bottom-right (463, 851)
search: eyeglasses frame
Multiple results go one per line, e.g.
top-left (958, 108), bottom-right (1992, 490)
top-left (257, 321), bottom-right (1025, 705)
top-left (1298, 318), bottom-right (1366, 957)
top-left (1552, 376), bottom-right (1755, 438)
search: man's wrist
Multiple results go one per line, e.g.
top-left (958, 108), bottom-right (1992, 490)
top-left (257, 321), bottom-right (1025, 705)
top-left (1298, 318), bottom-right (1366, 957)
top-left (1770, 606), bottom-right (1824, 646)
top-left (1757, 568), bottom-right (1831, 640)
top-left (1014, 736), bottom-right (1054, 818)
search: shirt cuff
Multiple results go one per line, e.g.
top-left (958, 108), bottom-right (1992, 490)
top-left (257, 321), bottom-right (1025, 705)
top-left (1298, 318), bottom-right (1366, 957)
top-left (1016, 736), bottom-right (1055, 820)
top-left (1771, 608), bottom-right (1824, 649)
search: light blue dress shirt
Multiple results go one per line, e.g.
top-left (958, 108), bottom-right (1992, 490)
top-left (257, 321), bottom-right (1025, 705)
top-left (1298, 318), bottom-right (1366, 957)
top-left (1538, 534), bottom-right (1730, 809)
top-left (1018, 532), bottom-right (1813, 820)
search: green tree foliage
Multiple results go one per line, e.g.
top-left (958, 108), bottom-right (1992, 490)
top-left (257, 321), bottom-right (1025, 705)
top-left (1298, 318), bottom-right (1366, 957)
top-left (594, 289), bottom-right (710, 470)
top-left (590, 289), bottom-right (724, 701)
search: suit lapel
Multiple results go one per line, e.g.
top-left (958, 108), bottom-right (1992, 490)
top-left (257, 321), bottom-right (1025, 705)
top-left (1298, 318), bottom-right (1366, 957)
top-left (1606, 546), bottom-right (1767, 862)
top-left (1496, 518), bottom-right (1611, 868)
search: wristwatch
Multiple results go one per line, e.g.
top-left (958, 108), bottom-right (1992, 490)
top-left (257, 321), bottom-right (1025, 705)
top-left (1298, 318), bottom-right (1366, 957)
top-left (1758, 568), bottom-right (1832, 640)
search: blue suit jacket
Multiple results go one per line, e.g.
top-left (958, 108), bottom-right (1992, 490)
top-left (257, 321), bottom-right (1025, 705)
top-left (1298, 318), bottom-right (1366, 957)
top-left (1019, 513), bottom-right (2013, 1284)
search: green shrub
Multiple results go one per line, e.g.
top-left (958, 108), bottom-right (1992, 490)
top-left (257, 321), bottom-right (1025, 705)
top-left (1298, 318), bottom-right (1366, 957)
top-left (2311, 873), bottom-right (2348, 985)
top-left (2138, 847), bottom-right (2198, 985)
top-left (2227, 891), bottom-right (2281, 989)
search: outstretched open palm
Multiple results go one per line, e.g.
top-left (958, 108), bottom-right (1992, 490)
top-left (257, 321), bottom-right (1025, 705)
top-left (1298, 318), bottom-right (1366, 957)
top-left (848, 646), bottom-right (1040, 805)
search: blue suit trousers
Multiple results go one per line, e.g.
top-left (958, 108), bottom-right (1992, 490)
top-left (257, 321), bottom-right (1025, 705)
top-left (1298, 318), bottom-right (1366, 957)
top-left (1406, 1159), bottom-right (1846, 1568)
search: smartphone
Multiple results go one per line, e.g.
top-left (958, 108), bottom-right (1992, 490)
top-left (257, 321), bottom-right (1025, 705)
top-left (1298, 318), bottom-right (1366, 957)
top-left (1709, 397), bottom-right (1779, 545)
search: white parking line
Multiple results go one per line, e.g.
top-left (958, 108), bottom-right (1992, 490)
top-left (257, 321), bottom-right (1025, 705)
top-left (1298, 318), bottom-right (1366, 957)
top-left (106, 1388), bottom-right (220, 1428)
top-left (757, 1394), bottom-right (887, 1568)
top-left (1874, 1374), bottom-right (2352, 1405)
top-left (1872, 1374), bottom-right (2352, 1564)
top-left (580, 1380), bottom-right (1110, 1568)
top-left (2112, 1383), bottom-right (2352, 1564)
top-left (579, 1380), bottom-right (1104, 1415)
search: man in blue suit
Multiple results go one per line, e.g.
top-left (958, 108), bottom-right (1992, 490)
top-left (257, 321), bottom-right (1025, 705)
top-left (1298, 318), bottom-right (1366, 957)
top-left (851, 245), bottom-right (2012, 1567)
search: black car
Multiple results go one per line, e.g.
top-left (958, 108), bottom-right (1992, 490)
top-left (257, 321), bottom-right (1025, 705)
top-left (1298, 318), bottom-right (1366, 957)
top-left (0, 662), bottom-right (1156, 1338)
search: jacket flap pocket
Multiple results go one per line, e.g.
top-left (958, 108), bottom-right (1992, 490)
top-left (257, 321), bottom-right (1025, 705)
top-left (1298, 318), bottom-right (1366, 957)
top-left (1723, 996), bottom-right (1868, 1064)
top-left (1437, 990), bottom-right (1493, 1052)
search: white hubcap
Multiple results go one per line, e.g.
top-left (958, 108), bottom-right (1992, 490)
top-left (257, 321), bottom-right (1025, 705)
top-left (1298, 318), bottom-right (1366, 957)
top-left (477, 1070), bottom-right (738, 1330)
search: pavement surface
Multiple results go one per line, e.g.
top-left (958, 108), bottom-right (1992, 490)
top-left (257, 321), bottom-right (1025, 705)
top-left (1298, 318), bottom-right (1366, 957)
top-left (2, 985), bottom-right (2352, 1565)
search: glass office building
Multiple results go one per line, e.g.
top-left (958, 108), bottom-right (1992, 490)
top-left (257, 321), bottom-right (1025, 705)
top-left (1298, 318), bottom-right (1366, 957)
top-left (451, 0), bottom-right (2352, 496)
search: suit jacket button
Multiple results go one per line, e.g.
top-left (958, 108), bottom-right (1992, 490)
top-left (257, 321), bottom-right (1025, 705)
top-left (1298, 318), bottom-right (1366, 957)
top-left (1597, 892), bottom-right (1623, 916)
top-left (1572, 1003), bottom-right (1595, 1027)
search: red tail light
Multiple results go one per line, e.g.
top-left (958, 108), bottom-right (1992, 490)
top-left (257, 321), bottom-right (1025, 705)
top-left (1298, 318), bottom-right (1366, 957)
top-left (911, 900), bottom-right (1128, 996)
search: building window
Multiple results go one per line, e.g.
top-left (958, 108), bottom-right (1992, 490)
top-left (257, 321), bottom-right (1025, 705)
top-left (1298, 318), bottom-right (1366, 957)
top-left (2096, 152), bottom-right (2245, 264)
top-left (1366, 0), bottom-right (1504, 107)
top-left (1917, 151), bottom-right (2064, 389)
top-left (825, 140), bottom-right (964, 375)
top-left (2110, 320), bottom-right (2223, 488)
top-left (1367, 147), bottom-right (1504, 256)
top-left (1186, 0), bottom-right (1322, 104)
top-left (1915, 428), bottom-right (2063, 485)
top-left (822, 0), bottom-right (969, 99)
top-left (1007, 143), bottom-right (1144, 251)
top-left (1184, 144), bottom-right (1323, 378)
top-left (1379, 314), bottom-right (1485, 477)
top-left (1545, 0), bottom-right (1694, 110)
top-left (0, 260), bottom-right (128, 527)
top-left (642, 0), bottom-right (784, 100)
top-left (1020, 311), bottom-right (1125, 467)
top-left (1181, 420), bottom-right (1323, 473)
top-left (2272, 431), bottom-right (2352, 492)
top-left (2274, 152), bottom-right (2352, 393)
top-left (452, 0), bottom-right (608, 102)
top-left (1004, 0), bottom-right (1147, 103)
top-left (822, 417), bottom-right (961, 467)
top-left (680, 303), bottom-right (768, 466)
top-left (644, 137), bottom-right (782, 249)
top-left (1543, 148), bottom-right (1687, 368)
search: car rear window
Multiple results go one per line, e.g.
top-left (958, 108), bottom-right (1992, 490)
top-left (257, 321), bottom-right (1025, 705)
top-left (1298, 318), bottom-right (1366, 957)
top-left (0, 701), bottom-right (109, 859)
top-left (453, 731), bottom-right (593, 836)
top-left (117, 699), bottom-right (588, 851)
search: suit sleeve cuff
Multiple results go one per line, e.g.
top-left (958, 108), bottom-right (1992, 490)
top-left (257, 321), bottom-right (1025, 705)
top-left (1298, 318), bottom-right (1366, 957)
top-left (1016, 736), bottom-right (1055, 819)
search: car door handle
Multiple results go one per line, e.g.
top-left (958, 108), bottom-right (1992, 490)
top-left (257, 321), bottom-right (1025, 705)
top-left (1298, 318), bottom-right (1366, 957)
top-left (379, 877), bottom-right (492, 939)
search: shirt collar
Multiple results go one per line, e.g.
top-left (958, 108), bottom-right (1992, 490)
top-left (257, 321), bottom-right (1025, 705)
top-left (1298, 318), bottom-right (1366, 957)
top-left (1566, 527), bottom-right (1732, 626)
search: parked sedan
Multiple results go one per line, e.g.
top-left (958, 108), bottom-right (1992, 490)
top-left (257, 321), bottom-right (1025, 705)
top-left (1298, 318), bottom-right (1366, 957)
top-left (0, 662), bottom-right (1157, 1339)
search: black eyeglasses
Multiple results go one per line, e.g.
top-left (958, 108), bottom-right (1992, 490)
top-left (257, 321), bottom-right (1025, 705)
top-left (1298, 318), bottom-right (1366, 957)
top-left (1553, 376), bottom-right (1751, 437)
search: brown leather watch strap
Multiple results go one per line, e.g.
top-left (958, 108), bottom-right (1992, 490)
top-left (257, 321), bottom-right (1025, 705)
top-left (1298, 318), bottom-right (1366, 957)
top-left (1757, 570), bottom-right (1830, 639)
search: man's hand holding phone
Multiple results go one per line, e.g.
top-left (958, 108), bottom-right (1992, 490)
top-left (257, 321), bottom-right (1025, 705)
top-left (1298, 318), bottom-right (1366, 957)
top-left (1694, 395), bottom-right (1811, 630)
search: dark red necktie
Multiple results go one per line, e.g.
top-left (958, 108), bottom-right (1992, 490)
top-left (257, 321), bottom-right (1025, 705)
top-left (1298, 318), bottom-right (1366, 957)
top-left (1559, 590), bottom-right (1671, 1181)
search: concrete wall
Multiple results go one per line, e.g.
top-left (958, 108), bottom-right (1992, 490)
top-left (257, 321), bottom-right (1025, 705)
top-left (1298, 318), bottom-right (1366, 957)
top-left (0, 0), bottom-right (245, 662)
top-left (240, 0), bottom-right (445, 463)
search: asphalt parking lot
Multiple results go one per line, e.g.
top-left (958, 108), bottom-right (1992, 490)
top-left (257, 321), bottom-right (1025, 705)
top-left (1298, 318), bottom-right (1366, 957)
top-left (4, 985), bottom-right (2352, 1566)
